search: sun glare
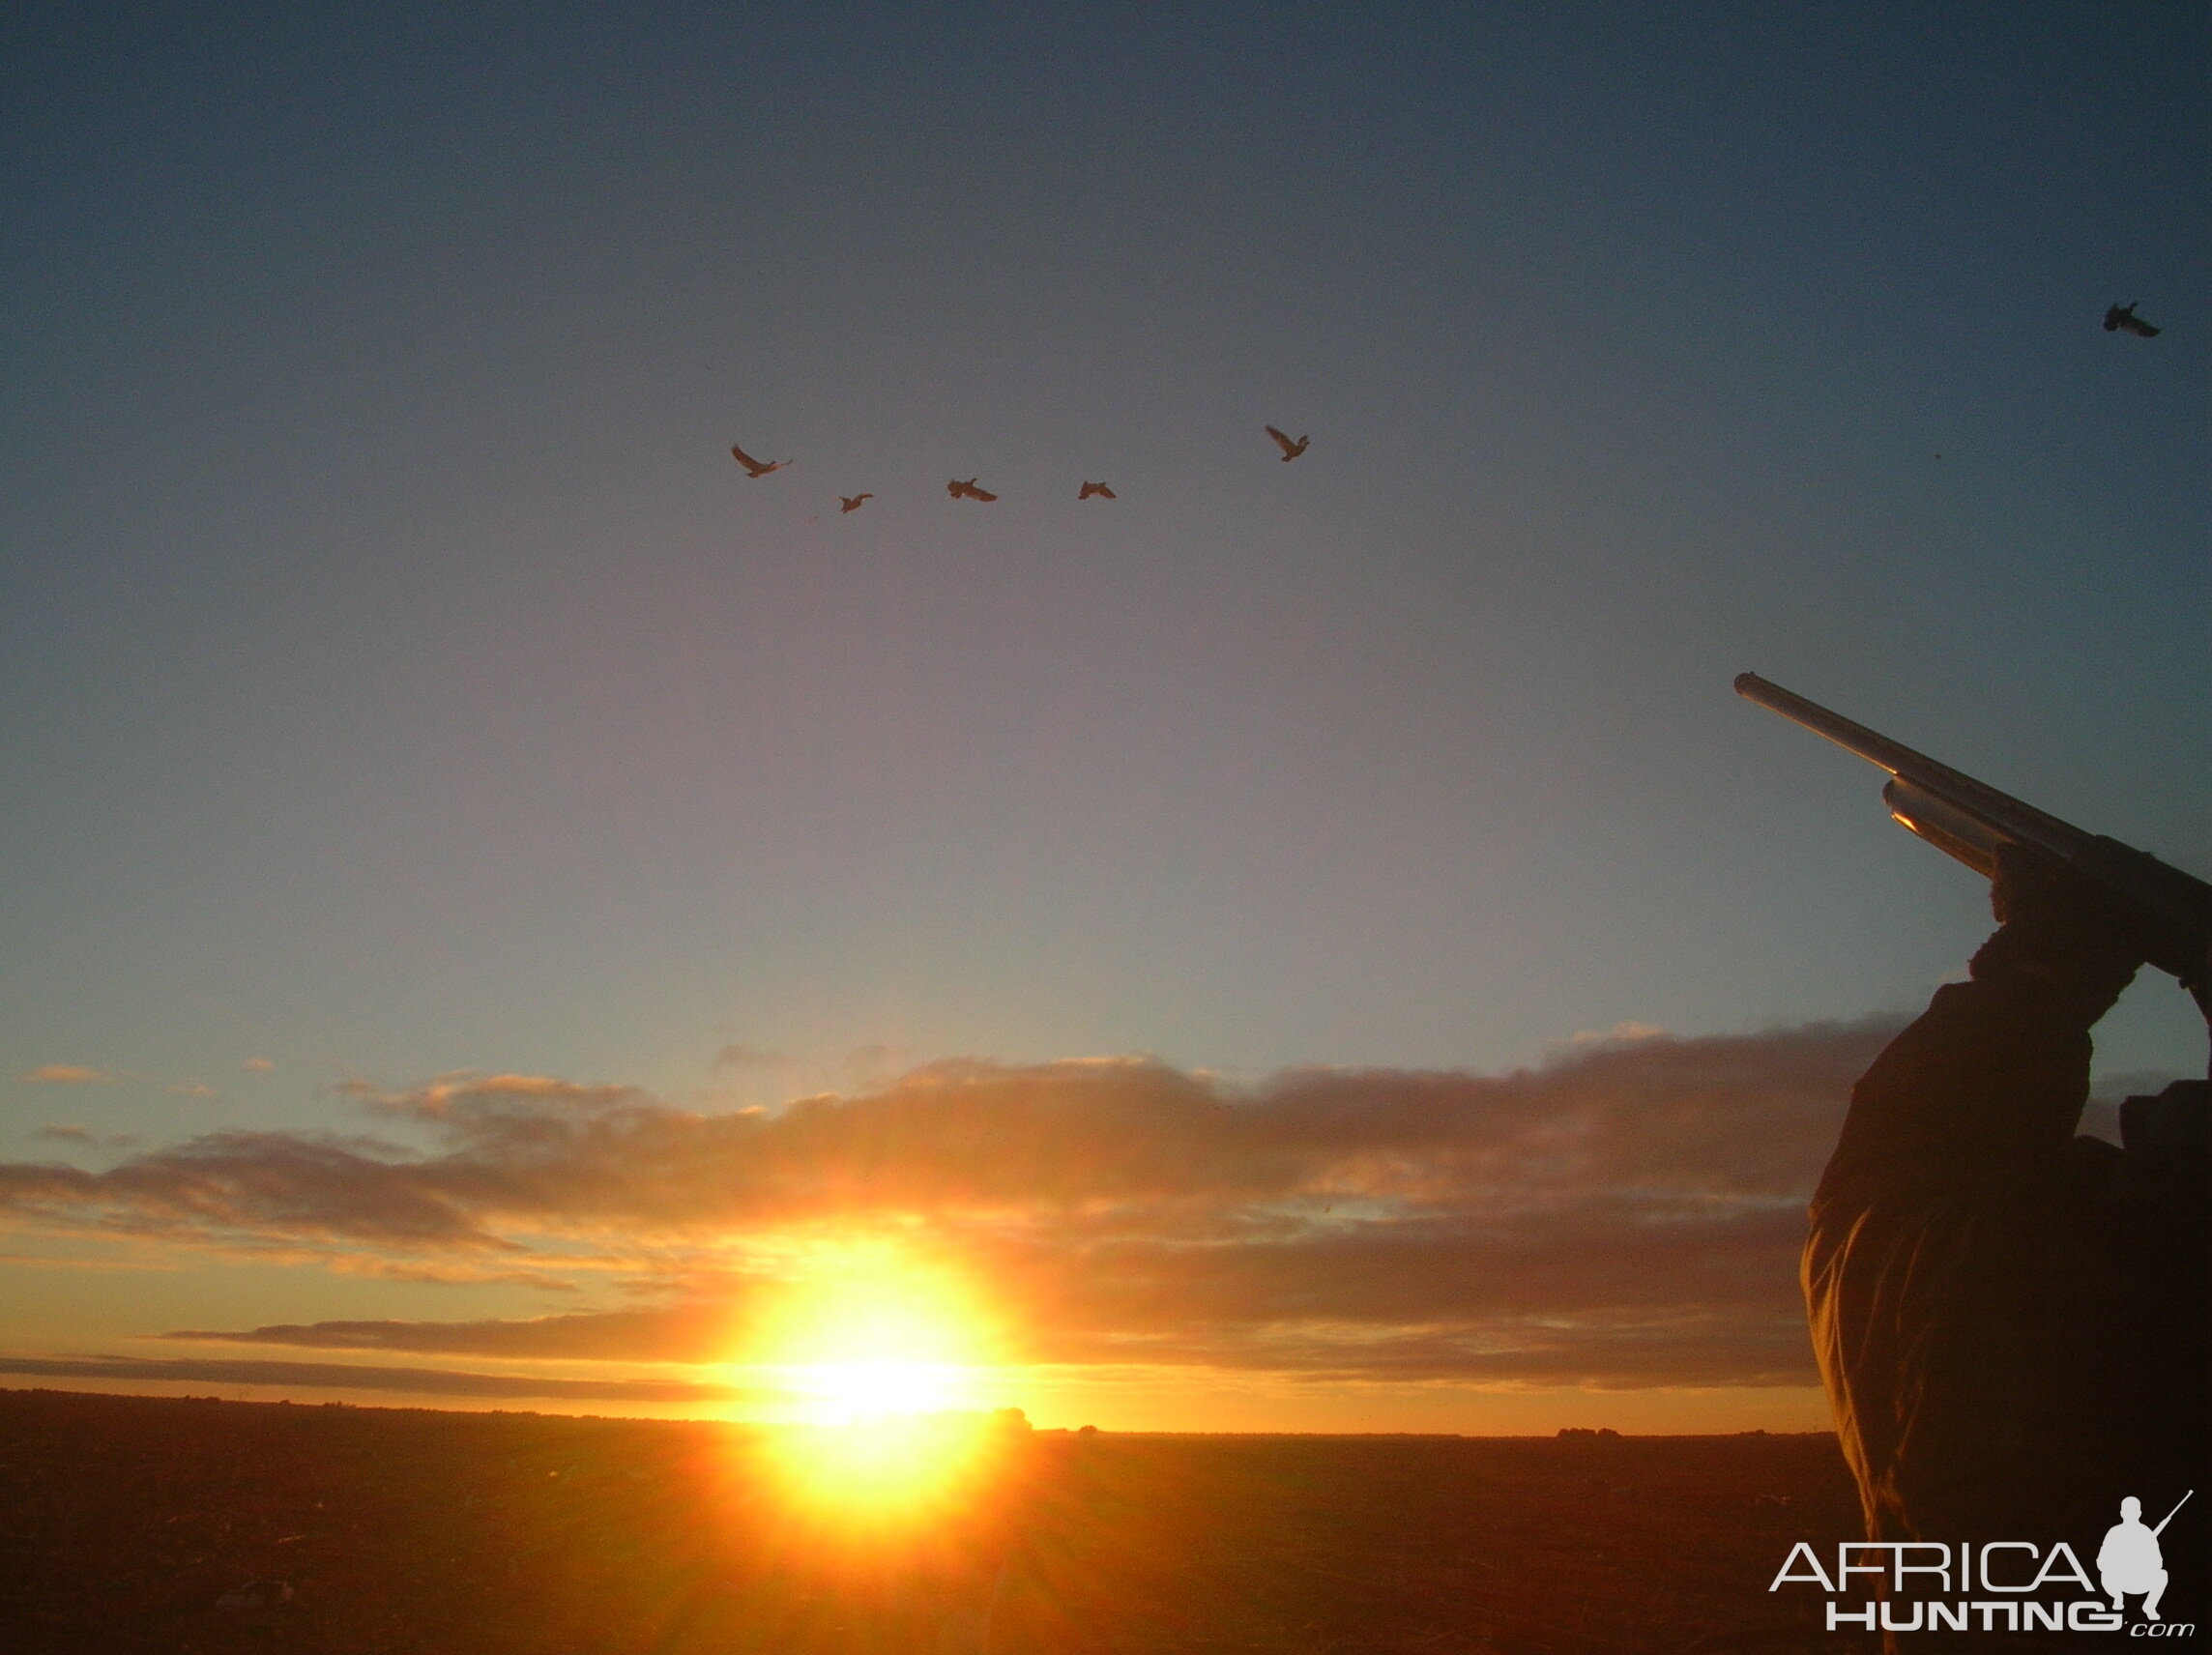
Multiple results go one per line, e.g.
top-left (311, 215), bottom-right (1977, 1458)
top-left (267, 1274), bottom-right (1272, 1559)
top-left (747, 1252), bottom-right (995, 1424)
top-left (806, 1356), bottom-right (962, 1421)
top-left (739, 1249), bottom-right (1012, 1518)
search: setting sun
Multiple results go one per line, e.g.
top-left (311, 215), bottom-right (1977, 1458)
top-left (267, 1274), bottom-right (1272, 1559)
top-left (731, 1248), bottom-right (1016, 1516)
top-left (746, 1251), bottom-right (998, 1425)
top-left (806, 1356), bottom-right (960, 1420)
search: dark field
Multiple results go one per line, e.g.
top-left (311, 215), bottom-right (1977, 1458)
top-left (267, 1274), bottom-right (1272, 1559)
top-left (0, 1388), bottom-right (1879, 1654)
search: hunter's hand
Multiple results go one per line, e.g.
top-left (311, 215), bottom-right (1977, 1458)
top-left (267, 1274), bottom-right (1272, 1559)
top-left (1973, 842), bottom-right (2151, 1018)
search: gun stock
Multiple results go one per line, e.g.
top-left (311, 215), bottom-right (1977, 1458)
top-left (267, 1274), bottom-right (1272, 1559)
top-left (1733, 673), bottom-right (2212, 1007)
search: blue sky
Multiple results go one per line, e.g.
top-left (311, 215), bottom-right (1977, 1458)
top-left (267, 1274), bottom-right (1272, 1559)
top-left (1, 2), bottom-right (2202, 1428)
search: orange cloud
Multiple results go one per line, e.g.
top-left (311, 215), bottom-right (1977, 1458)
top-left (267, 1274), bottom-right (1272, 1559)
top-left (0, 1019), bottom-right (1911, 1389)
top-left (164, 1301), bottom-right (754, 1362)
top-left (21, 1064), bottom-right (112, 1085)
top-left (0, 1353), bottom-right (752, 1405)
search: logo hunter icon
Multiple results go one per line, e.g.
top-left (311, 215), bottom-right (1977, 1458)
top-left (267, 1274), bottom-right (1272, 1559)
top-left (2101, 1491), bottom-right (2190, 1622)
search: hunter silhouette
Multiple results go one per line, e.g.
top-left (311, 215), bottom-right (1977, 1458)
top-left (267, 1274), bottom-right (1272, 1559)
top-left (1804, 844), bottom-right (2207, 1647)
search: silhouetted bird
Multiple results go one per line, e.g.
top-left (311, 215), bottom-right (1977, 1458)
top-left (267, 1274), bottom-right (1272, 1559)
top-left (730, 444), bottom-right (788, 478)
top-left (1266, 425), bottom-right (1310, 461)
top-left (839, 494), bottom-right (873, 513)
top-left (947, 478), bottom-right (998, 502)
top-left (2103, 303), bottom-right (2161, 337)
top-left (1078, 481), bottom-right (1116, 500)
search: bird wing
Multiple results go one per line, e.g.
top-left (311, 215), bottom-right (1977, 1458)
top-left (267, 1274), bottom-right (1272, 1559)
top-left (1099, 484), bottom-right (1116, 497)
top-left (974, 486), bottom-right (998, 501)
top-left (2129, 317), bottom-right (2162, 337)
top-left (731, 444), bottom-right (765, 472)
top-left (1266, 425), bottom-right (1295, 455)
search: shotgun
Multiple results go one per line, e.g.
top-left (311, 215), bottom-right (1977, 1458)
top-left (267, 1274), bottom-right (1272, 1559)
top-left (1733, 672), bottom-right (2212, 1023)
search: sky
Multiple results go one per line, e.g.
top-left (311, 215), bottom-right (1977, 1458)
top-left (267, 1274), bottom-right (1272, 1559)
top-left (1, 1), bottom-right (2203, 1435)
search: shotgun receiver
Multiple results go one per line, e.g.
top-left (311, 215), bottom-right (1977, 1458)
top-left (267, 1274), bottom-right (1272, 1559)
top-left (1733, 672), bottom-right (2212, 1021)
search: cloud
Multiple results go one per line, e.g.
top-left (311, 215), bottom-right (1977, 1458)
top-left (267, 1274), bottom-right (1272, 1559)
top-left (322, 1256), bottom-right (583, 1290)
top-left (0, 1129), bottom-right (508, 1250)
top-left (163, 1302), bottom-right (750, 1362)
top-left (0, 1018), bottom-right (1906, 1389)
top-left (0, 1252), bottom-right (182, 1272)
top-left (0, 1352), bottom-right (750, 1405)
top-left (21, 1065), bottom-right (111, 1085)
top-left (244, 1059), bottom-right (275, 1072)
top-left (174, 1207), bottom-right (1821, 1386)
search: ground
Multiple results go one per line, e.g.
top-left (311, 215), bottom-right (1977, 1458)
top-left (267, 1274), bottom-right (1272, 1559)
top-left (0, 1388), bottom-right (1877, 1653)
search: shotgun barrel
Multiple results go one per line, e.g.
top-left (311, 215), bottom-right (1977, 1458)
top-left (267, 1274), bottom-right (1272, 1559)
top-left (1733, 672), bottom-right (2212, 1006)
